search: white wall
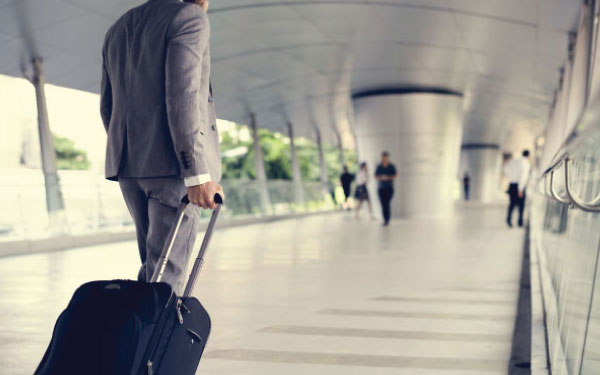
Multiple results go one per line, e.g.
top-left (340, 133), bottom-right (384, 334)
top-left (354, 93), bottom-right (464, 218)
top-left (460, 147), bottom-right (502, 202)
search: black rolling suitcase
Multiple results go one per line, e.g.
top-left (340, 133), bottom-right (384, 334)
top-left (35, 195), bottom-right (222, 375)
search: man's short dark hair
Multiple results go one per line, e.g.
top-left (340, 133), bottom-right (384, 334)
top-left (382, 151), bottom-right (390, 157)
top-left (522, 150), bottom-right (530, 157)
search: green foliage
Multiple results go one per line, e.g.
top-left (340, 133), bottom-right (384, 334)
top-left (259, 129), bottom-right (292, 180)
top-left (323, 144), bottom-right (357, 184)
top-left (219, 123), bottom-right (356, 185)
top-left (296, 139), bottom-right (320, 181)
top-left (219, 130), bottom-right (254, 179)
top-left (53, 134), bottom-right (90, 170)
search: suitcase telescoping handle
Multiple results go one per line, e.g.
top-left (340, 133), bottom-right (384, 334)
top-left (151, 193), bottom-right (223, 298)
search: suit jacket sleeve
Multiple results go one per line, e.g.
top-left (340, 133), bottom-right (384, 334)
top-left (165, 5), bottom-right (211, 178)
top-left (100, 45), bottom-right (112, 133)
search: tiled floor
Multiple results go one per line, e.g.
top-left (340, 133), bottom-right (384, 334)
top-left (0, 203), bottom-right (525, 374)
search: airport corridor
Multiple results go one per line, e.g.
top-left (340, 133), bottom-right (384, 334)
top-left (0, 203), bottom-right (525, 375)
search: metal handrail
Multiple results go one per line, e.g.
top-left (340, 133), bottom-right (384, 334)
top-left (586, 168), bottom-right (600, 205)
top-left (541, 159), bottom-right (563, 199)
top-left (564, 157), bottom-right (600, 212)
top-left (590, 189), bottom-right (600, 206)
top-left (544, 174), bottom-right (554, 199)
top-left (541, 175), bottom-right (551, 198)
top-left (549, 164), bottom-right (570, 204)
top-left (568, 156), bottom-right (600, 207)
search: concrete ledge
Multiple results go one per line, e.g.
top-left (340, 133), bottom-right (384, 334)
top-left (0, 232), bottom-right (137, 258)
top-left (530, 234), bottom-right (550, 375)
top-left (0, 210), bottom-right (337, 258)
top-left (529, 225), bottom-right (552, 375)
top-left (509, 228), bottom-right (532, 374)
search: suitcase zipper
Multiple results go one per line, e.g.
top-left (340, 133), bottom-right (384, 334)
top-left (176, 299), bottom-right (184, 324)
top-left (181, 301), bottom-right (190, 314)
top-left (145, 297), bottom-right (185, 374)
top-left (176, 298), bottom-right (191, 324)
top-left (141, 292), bottom-right (176, 375)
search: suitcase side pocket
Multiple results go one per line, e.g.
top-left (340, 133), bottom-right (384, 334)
top-left (35, 308), bottom-right (143, 375)
top-left (100, 311), bottom-right (142, 375)
top-left (153, 298), bottom-right (211, 375)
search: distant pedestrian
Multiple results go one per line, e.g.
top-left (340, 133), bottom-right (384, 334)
top-left (463, 173), bottom-right (470, 201)
top-left (375, 151), bottom-right (398, 226)
top-left (340, 165), bottom-right (354, 210)
top-left (504, 150), bottom-right (531, 227)
top-left (354, 162), bottom-right (374, 219)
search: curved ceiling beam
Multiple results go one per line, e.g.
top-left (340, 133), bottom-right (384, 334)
top-left (209, 1), bottom-right (541, 29)
top-left (353, 87), bottom-right (463, 99)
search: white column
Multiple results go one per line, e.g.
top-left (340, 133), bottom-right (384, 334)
top-left (28, 58), bottom-right (66, 231)
top-left (353, 91), bottom-right (464, 218)
top-left (335, 130), bottom-right (345, 168)
top-left (460, 144), bottom-right (502, 202)
top-left (249, 114), bottom-right (271, 214)
top-left (287, 122), bottom-right (304, 206)
top-left (315, 128), bottom-right (329, 189)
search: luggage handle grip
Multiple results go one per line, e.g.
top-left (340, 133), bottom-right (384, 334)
top-left (151, 193), bottom-right (223, 292)
top-left (182, 194), bottom-right (222, 297)
top-left (181, 193), bottom-right (224, 206)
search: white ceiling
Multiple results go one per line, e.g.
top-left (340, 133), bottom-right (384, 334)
top-left (0, 0), bottom-right (581, 147)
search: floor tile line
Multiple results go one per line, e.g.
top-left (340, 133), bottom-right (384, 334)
top-left (205, 348), bottom-right (507, 371)
top-left (373, 296), bottom-right (514, 305)
top-left (317, 308), bottom-right (514, 321)
top-left (259, 325), bottom-right (512, 342)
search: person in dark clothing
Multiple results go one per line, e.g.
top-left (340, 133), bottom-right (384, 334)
top-left (504, 150), bottom-right (531, 227)
top-left (375, 151), bottom-right (398, 226)
top-left (463, 173), bottom-right (470, 201)
top-left (340, 165), bottom-right (354, 209)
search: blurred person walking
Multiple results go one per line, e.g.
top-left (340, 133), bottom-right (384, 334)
top-left (340, 165), bottom-right (354, 210)
top-left (354, 162), bottom-right (374, 219)
top-left (463, 172), bottom-right (470, 201)
top-left (503, 150), bottom-right (531, 228)
top-left (375, 151), bottom-right (398, 226)
top-left (100, 0), bottom-right (223, 294)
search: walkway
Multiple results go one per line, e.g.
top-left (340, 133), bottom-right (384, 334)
top-left (0, 203), bottom-right (525, 374)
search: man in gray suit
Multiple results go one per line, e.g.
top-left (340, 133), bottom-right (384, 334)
top-left (100, 0), bottom-right (222, 294)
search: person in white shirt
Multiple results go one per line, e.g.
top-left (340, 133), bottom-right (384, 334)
top-left (503, 150), bottom-right (531, 227)
top-left (354, 162), bottom-right (374, 219)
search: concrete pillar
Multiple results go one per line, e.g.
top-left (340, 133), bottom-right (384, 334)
top-left (287, 122), bottom-right (305, 206)
top-left (315, 128), bottom-right (329, 189)
top-left (29, 58), bottom-right (66, 230)
top-left (353, 90), bottom-right (464, 218)
top-left (249, 114), bottom-right (271, 214)
top-left (460, 144), bottom-right (502, 202)
top-left (335, 130), bottom-right (346, 168)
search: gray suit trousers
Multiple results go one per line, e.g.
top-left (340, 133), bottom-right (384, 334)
top-left (119, 177), bottom-right (200, 295)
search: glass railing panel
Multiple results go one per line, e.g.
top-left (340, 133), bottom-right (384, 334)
top-left (575, 139), bottom-right (600, 374)
top-left (533, 132), bottom-right (600, 374)
top-left (0, 174), bottom-right (335, 244)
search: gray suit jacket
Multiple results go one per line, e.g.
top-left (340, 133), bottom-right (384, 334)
top-left (100, 0), bottom-right (221, 182)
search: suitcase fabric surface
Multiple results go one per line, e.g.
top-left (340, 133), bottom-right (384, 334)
top-left (35, 195), bottom-right (221, 375)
